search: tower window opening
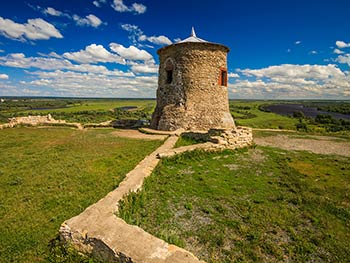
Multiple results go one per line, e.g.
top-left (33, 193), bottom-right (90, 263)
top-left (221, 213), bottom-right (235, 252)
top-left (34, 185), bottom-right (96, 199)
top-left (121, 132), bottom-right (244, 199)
top-left (166, 69), bottom-right (173, 84)
top-left (219, 68), bottom-right (228, 86)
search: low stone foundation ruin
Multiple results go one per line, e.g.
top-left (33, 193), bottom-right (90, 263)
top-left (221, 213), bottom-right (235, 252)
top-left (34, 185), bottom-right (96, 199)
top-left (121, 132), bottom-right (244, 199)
top-left (180, 127), bottom-right (253, 150)
top-left (0, 114), bottom-right (84, 130)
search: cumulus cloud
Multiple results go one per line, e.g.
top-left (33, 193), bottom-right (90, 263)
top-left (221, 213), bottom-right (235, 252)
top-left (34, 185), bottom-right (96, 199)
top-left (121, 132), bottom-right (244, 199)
top-left (228, 73), bottom-right (239, 78)
top-left (1, 53), bottom-right (73, 70)
top-left (121, 23), bottom-right (172, 46)
top-left (334, 48), bottom-right (344, 54)
top-left (0, 52), bottom-right (129, 75)
top-left (0, 73), bottom-right (9, 79)
top-left (309, 50), bottom-right (318, 55)
top-left (112, 0), bottom-right (146, 14)
top-left (73, 14), bottom-right (103, 28)
top-left (295, 40), bottom-right (301, 45)
top-left (109, 43), bottom-right (153, 61)
top-left (40, 6), bottom-right (103, 28)
top-left (130, 62), bottom-right (158, 73)
top-left (93, 0), bottom-right (106, 7)
top-left (336, 40), bottom-right (350, 49)
top-left (22, 70), bottom-right (156, 97)
top-left (231, 64), bottom-right (349, 99)
top-left (142, 35), bottom-right (172, 45)
top-left (44, 7), bottom-right (62, 16)
top-left (336, 54), bottom-right (350, 66)
top-left (239, 64), bottom-right (344, 80)
top-left (0, 17), bottom-right (63, 41)
top-left (131, 3), bottom-right (147, 14)
top-left (63, 44), bottom-right (124, 64)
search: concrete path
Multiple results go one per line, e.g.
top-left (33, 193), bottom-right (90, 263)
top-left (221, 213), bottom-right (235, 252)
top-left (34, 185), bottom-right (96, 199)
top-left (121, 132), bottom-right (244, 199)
top-left (60, 135), bottom-right (204, 263)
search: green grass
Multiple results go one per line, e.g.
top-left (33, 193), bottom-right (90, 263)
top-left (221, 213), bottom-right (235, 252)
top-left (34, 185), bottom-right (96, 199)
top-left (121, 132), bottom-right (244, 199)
top-left (230, 101), bottom-right (299, 130)
top-left (0, 99), bottom-right (156, 125)
top-left (0, 127), bottom-right (163, 263)
top-left (174, 134), bottom-right (207, 148)
top-left (21, 100), bottom-right (155, 114)
top-left (118, 147), bottom-right (350, 262)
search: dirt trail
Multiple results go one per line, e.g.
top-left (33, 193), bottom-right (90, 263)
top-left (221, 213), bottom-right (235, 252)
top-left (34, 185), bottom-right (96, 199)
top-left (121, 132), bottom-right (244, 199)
top-left (255, 134), bottom-right (350, 156)
top-left (111, 129), bottom-right (168, 140)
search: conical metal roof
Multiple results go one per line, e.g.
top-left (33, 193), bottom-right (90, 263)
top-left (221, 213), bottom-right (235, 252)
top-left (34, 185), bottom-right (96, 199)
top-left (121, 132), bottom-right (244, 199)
top-left (179, 27), bottom-right (208, 43)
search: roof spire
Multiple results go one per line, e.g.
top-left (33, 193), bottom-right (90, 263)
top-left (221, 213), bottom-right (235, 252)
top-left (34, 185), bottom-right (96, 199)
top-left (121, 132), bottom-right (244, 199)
top-left (191, 26), bottom-right (196, 37)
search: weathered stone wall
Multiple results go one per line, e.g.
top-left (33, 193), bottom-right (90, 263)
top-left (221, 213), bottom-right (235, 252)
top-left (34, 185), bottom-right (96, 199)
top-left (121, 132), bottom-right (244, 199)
top-left (8, 114), bottom-right (56, 125)
top-left (151, 42), bottom-right (235, 131)
top-left (0, 114), bottom-right (84, 130)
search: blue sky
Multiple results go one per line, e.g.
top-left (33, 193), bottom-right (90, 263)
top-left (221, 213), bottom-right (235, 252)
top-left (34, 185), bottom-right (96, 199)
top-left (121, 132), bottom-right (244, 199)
top-left (0, 0), bottom-right (349, 99)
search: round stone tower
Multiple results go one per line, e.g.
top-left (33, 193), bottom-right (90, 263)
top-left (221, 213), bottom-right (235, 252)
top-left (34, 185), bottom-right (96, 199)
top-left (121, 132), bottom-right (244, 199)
top-left (151, 28), bottom-right (235, 131)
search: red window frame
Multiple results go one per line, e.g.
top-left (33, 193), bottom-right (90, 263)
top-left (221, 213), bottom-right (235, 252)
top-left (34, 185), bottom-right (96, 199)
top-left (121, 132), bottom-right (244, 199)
top-left (219, 67), bottom-right (228, 86)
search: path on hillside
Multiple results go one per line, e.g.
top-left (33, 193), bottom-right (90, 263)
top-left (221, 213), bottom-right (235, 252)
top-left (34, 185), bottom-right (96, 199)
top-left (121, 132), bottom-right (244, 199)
top-left (60, 134), bottom-right (204, 263)
top-left (111, 129), bottom-right (168, 140)
top-left (254, 134), bottom-right (350, 156)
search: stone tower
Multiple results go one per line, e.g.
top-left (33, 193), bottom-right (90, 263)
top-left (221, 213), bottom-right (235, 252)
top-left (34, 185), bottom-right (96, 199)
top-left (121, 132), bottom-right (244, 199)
top-left (151, 28), bottom-right (235, 131)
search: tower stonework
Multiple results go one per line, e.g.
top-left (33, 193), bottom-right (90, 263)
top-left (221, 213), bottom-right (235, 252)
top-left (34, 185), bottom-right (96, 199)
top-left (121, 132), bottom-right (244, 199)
top-left (151, 29), bottom-right (235, 131)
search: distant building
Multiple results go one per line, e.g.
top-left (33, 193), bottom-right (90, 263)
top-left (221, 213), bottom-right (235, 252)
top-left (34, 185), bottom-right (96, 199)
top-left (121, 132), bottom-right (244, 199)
top-left (151, 28), bottom-right (235, 131)
top-left (0, 98), bottom-right (4, 103)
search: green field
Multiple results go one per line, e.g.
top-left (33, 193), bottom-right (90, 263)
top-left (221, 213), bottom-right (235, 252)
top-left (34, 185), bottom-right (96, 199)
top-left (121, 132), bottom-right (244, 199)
top-left (229, 101), bottom-right (299, 130)
top-left (1, 99), bottom-right (349, 134)
top-left (0, 127), bottom-right (163, 263)
top-left (1, 98), bottom-right (349, 262)
top-left (0, 99), bottom-right (156, 124)
top-left (119, 147), bottom-right (350, 262)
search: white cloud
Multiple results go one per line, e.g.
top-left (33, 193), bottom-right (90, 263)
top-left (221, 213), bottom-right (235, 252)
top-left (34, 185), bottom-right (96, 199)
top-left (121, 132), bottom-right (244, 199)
top-left (0, 52), bottom-right (128, 75)
top-left (112, 0), bottom-right (129, 12)
top-left (112, 0), bottom-right (146, 14)
top-left (112, 0), bottom-right (147, 14)
top-left (239, 64), bottom-right (344, 80)
top-left (295, 40), bottom-right (301, 45)
top-left (144, 35), bottom-right (172, 45)
top-left (131, 3), bottom-right (147, 14)
top-left (131, 63), bottom-right (158, 73)
top-left (231, 64), bottom-right (349, 99)
top-left (93, 0), bottom-right (106, 7)
top-left (63, 44), bottom-right (124, 64)
top-left (336, 40), bottom-right (350, 49)
top-left (44, 7), bottom-right (62, 16)
top-left (121, 24), bottom-right (172, 46)
top-left (22, 70), bottom-right (156, 97)
top-left (73, 14), bottom-right (103, 28)
top-left (228, 73), bottom-right (239, 78)
top-left (0, 73), bottom-right (9, 79)
top-left (1, 53), bottom-right (73, 70)
top-left (336, 54), bottom-right (350, 66)
top-left (109, 43), bottom-right (153, 61)
top-left (0, 17), bottom-right (63, 41)
top-left (334, 48), bottom-right (344, 54)
top-left (309, 50), bottom-right (318, 55)
top-left (40, 6), bottom-right (103, 28)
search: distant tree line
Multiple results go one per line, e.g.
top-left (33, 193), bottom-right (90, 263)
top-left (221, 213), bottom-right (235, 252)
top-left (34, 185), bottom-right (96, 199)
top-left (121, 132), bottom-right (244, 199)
top-left (305, 101), bottom-right (350, 115)
top-left (292, 110), bottom-right (350, 132)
